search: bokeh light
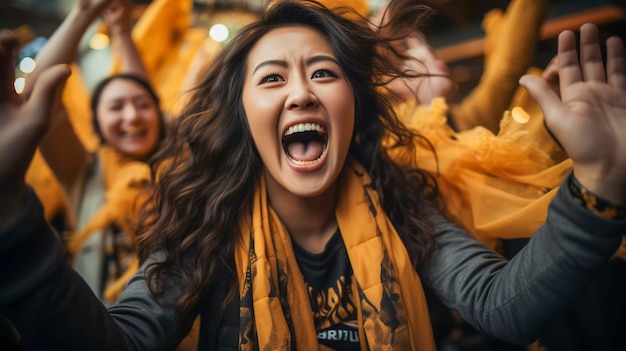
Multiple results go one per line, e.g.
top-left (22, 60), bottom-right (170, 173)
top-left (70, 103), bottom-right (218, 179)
top-left (209, 24), bottom-right (229, 42)
top-left (19, 57), bottom-right (36, 73)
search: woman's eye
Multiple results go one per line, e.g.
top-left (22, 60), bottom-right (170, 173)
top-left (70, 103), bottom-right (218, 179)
top-left (137, 101), bottom-right (153, 110)
top-left (260, 73), bottom-right (284, 84)
top-left (312, 69), bottom-right (337, 79)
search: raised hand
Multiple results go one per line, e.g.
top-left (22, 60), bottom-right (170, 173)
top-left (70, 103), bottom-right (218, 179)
top-left (520, 23), bottom-right (626, 205)
top-left (77, 0), bottom-right (114, 15)
top-left (22, 0), bottom-right (113, 99)
top-left (0, 30), bottom-right (69, 223)
top-left (103, 0), bottom-right (133, 37)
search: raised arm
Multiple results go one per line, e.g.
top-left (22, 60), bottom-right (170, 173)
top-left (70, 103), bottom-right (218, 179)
top-left (421, 23), bottom-right (626, 345)
top-left (1, 32), bottom-right (192, 349)
top-left (0, 31), bottom-right (69, 227)
top-left (104, 0), bottom-right (149, 79)
top-left (22, 0), bottom-right (112, 99)
top-left (24, 0), bottom-right (113, 205)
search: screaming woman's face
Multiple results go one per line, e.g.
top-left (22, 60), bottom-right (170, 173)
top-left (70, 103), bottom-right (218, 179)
top-left (242, 25), bottom-right (355, 200)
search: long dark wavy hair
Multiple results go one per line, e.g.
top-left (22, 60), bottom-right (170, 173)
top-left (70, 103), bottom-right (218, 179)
top-left (137, 0), bottom-right (440, 322)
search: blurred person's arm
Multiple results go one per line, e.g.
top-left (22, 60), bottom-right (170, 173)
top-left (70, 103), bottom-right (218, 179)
top-left (104, 0), bottom-right (149, 80)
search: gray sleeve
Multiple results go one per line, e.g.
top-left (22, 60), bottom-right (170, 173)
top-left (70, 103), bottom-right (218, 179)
top-left (0, 188), bottom-right (193, 350)
top-left (419, 173), bottom-right (625, 345)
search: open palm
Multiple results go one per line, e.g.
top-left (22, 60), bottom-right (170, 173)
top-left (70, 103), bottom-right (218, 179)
top-left (521, 23), bottom-right (626, 204)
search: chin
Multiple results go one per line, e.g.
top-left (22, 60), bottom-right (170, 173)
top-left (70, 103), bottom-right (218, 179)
top-left (285, 173), bottom-right (338, 199)
top-left (122, 149), bottom-right (152, 160)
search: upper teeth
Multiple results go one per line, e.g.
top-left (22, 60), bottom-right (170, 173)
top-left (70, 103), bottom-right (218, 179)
top-left (284, 123), bottom-right (325, 136)
top-left (123, 131), bottom-right (143, 137)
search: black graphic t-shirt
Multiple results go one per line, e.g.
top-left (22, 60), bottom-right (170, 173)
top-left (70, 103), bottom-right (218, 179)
top-left (292, 230), bottom-right (360, 351)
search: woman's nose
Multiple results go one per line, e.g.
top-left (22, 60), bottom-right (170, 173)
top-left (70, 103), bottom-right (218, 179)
top-left (122, 104), bottom-right (140, 122)
top-left (286, 78), bottom-right (319, 110)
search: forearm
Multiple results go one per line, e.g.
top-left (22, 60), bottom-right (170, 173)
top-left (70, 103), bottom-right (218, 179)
top-left (573, 167), bottom-right (626, 206)
top-left (38, 105), bottom-right (89, 197)
top-left (0, 188), bottom-right (194, 350)
top-left (0, 188), bottom-right (128, 350)
top-left (420, 173), bottom-right (625, 344)
top-left (24, 4), bottom-right (104, 98)
top-left (110, 31), bottom-right (149, 79)
top-left (105, 0), bottom-right (150, 79)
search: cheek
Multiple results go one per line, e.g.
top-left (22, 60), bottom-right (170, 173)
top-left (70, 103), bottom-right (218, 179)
top-left (340, 114), bottom-right (356, 149)
top-left (329, 90), bottom-right (355, 132)
top-left (243, 93), bottom-right (279, 142)
top-left (96, 115), bottom-right (116, 140)
top-left (246, 113), bottom-right (276, 153)
top-left (145, 111), bottom-right (161, 134)
top-left (245, 94), bottom-right (280, 122)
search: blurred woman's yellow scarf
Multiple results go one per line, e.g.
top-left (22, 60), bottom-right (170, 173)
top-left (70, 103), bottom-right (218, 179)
top-left (235, 159), bottom-right (435, 350)
top-left (67, 146), bottom-right (150, 302)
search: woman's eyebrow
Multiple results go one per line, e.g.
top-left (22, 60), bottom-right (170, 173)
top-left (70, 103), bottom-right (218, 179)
top-left (253, 59), bottom-right (288, 74)
top-left (306, 55), bottom-right (339, 66)
top-left (252, 55), bottom-right (339, 74)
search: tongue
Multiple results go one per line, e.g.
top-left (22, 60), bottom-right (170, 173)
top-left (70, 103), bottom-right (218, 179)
top-left (287, 140), bottom-right (324, 161)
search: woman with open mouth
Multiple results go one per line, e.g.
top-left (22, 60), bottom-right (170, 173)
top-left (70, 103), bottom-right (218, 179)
top-left (1, 1), bottom-right (625, 350)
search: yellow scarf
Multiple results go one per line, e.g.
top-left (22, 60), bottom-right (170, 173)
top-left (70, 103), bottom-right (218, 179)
top-left (67, 146), bottom-right (150, 302)
top-left (235, 160), bottom-right (435, 350)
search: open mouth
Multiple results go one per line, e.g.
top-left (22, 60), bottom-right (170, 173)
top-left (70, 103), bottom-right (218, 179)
top-left (282, 122), bottom-right (328, 166)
